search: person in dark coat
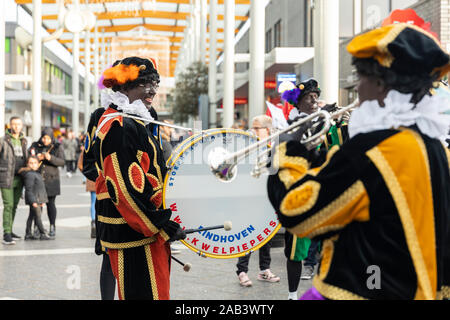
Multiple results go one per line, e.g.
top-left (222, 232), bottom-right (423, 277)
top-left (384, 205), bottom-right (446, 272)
top-left (29, 128), bottom-right (65, 237)
top-left (19, 156), bottom-right (51, 240)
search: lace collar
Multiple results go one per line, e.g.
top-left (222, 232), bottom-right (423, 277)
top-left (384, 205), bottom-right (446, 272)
top-left (100, 90), bottom-right (154, 125)
top-left (348, 90), bottom-right (450, 144)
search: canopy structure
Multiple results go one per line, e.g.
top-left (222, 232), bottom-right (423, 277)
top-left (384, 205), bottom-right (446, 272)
top-left (15, 0), bottom-right (251, 78)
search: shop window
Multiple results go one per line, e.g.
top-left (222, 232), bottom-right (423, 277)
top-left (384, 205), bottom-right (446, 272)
top-left (274, 20), bottom-right (281, 48)
top-left (265, 29), bottom-right (272, 53)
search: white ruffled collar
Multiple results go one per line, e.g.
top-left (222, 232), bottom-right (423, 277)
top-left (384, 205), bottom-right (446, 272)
top-left (348, 90), bottom-right (450, 144)
top-left (100, 90), bottom-right (154, 125)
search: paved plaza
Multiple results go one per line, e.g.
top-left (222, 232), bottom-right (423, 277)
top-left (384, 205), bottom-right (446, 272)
top-left (0, 169), bottom-right (313, 300)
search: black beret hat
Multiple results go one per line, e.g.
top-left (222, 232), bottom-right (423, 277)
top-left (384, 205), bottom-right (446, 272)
top-left (347, 23), bottom-right (450, 79)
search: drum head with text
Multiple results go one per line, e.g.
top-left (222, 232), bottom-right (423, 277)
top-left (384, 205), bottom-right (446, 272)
top-left (163, 129), bottom-right (280, 259)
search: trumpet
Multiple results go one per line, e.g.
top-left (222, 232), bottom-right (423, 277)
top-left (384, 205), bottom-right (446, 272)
top-left (209, 100), bottom-right (359, 182)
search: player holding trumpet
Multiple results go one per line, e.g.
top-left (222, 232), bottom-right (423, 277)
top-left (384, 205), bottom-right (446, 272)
top-left (268, 24), bottom-right (450, 300)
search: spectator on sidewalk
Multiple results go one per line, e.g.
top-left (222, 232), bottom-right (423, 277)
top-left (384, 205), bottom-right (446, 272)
top-left (0, 116), bottom-right (28, 245)
top-left (62, 130), bottom-right (78, 178)
top-left (19, 156), bottom-right (52, 240)
top-left (29, 128), bottom-right (65, 238)
top-left (236, 115), bottom-right (280, 287)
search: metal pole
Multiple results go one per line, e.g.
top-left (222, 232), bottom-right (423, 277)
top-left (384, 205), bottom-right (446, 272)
top-left (248, 0), bottom-right (265, 123)
top-left (321, 0), bottom-right (339, 103)
top-left (223, 0), bottom-right (235, 128)
top-left (72, 0), bottom-right (80, 136)
top-left (107, 39), bottom-right (112, 67)
top-left (194, 0), bottom-right (200, 62)
top-left (208, 0), bottom-right (218, 128)
top-left (31, 0), bottom-right (42, 141)
top-left (101, 29), bottom-right (105, 72)
top-left (93, 26), bottom-right (99, 111)
top-left (354, 0), bottom-right (362, 35)
top-left (84, 30), bottom-right (91, 130)
top-left (313, 0), bottom-right (323, 86)
top-left (0, 0), bottom-right (5, 137)
top-left (200, 0), bottom-right (207, 64)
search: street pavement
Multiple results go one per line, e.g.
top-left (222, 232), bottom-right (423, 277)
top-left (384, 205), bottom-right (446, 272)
top-left (0, 169), bottom-right (314, 300)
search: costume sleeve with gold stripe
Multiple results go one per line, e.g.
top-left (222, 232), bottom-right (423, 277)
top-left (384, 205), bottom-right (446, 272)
top-left (267, 140), bottom-right (370, 240)
top-left (82, 108), bottom-right (104, 182)
top-left (100, 118), bottom-right (176, 240)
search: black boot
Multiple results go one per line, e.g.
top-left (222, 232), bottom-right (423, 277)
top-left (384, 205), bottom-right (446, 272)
top-left (49, 224), bottom-right (56, 238)
top-left (33, 225), bottom-right (40, 239)
top-left (24, 233), bottom-right (36, 240)
top-left (90, 221), bottom-right (96, 239)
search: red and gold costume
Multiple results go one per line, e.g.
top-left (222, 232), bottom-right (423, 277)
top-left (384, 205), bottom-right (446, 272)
top-left (93, 104), bottom-right (179, 300)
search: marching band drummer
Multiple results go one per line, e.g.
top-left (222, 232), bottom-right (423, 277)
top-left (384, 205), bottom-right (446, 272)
top-left (92, 57), bottom-right (186, 300)
top-left (268, 24), bottom-right (450, 300)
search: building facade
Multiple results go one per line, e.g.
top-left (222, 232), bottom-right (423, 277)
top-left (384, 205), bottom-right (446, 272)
top-left (5, 21), bottom-right (90, 138)
top-left (216, 0), bottom-right (443, 125)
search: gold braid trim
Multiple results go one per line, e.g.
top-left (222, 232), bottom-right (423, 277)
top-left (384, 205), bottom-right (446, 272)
top-left (443, 145), bottom-right (450, 170)
top-left (100, 237), bottom-right (156, 249)
top-left (118, 250), bottom-right (125, 300)
top-left (144, 244), bottom-right (159, 300)
top-left (313, 277), bottom-right (367, 300)
top-left (128, 162), bottom-right (145, 194)
top-left (274, 143), bottom-right (309, 170)
top-left (287, 180), bottom-right (366, 237)
top-left (442, 286), bottom-right (450, 299)
top-left (318, 236), bottom-right (339, 281)
top-left (105, 176), bottom-right (119, 206)
top-left (97, 192), bottom-right (110, 200)
top-left (376, 24), bottom-right (408, 68)
top-left (366, 147), bottom-right (434, 300)
top-left (280, 181), bottom-right (321, 216)
top-left (136, 150), bottom-right (144, 164)
top-left (308, 145), bottom-right (340, 177)
top-left (146, 173), bottom-right (162, 191)
top-left (110, 153), bottom-right (159, 235)
top-left (148, 137), bottom-right (163, 183)
top-left (98, 215), bottom-right (127, 225)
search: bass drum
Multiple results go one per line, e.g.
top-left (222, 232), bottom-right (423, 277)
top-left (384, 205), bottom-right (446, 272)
top-left (163, 129), bottom-right (280, 259)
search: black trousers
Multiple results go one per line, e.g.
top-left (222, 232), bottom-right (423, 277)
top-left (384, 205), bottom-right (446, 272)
top-left (65, 160), bottom-right (76, 173)
top-left (304, 240), bottom-right (320, 267)
top-left (236, 240), bottom-right (272, 275)
top-left (26, 205), bottom-right (45, 235)
top-left (100, 254), bottom-right (116, 300)
top-left (46, 196), bottom-right (57, 226)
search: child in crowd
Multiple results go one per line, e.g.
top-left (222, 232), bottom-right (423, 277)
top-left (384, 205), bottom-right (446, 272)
top-left (19, 156), bottom-right (52, 240)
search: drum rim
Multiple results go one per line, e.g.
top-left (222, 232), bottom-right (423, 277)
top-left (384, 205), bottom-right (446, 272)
top-left (163, 128), bottom-right (281, 259)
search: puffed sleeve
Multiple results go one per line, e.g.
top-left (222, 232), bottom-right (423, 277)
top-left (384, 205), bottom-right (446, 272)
top-left (100, 119), bottom-right (177, 240)
top-left (267, 140), bottom-right (370, 241)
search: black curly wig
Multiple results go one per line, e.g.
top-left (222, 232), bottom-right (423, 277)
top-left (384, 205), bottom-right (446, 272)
top-left (352, 57), bottom-right (440, 105)
top-left (109, 56), bottom-right (160, 92)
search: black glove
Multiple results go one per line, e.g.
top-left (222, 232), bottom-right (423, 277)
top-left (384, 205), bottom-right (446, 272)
top-left (162, 220), bottom-right (186, 242)
top-left (279, 118), bottom-right (313, 144)
top-left (168, 225), bottom-right (186, 242)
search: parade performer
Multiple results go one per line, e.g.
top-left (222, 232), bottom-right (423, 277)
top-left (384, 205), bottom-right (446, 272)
top-left (280, 79), bottom-right (323, 299)
top-left (269, 23), bottom-right (450, 300)
top-left (92, 57), bottom-right (185, 300)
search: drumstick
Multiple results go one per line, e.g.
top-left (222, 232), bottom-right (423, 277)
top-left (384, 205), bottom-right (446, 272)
top-left (184, 221), bottom-right (232, 234)
top-left (171, 255), bottom-right (191, 272)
